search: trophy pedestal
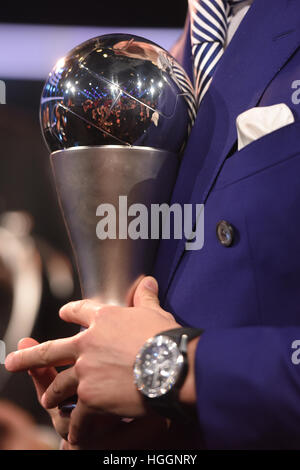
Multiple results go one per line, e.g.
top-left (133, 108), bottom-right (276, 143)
top-left (51, 145), bottom-right (178, 304)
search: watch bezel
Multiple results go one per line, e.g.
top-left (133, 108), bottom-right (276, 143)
top-left (133, 334), bottom-right (185, 399)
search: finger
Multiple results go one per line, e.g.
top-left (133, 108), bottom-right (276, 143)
top-left (68, 399), bottom-right (95, 445)
top-left (30, 368), bottom-right (58, 404)
top-left (69, 412), bottom-right (122, 448)
top-left (18, 338), bottom-right (57, 402)
top-left (133, 276), bottom-right (160, 309)
top-left (18, 337), bottom-right (38, 350)
top-left (41, 367), bottom-right (78, 410)
top-left (126, 274), bottom-right (144, 307)
top-left (5, 337), bottom-right (78, 372)
top-left (59, 299), bottom-right (98, 327)
top-left (17, 342), bottom-right (71, 441)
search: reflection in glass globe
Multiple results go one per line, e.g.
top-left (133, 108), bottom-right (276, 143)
top-left (40, 34), bottom-right (196, 154)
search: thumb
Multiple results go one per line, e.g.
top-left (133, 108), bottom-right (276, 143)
top-left (133, 276), bottom-right (160, 309)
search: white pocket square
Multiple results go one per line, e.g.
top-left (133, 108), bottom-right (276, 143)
top-left (236, 103), bottom-right (295, 151)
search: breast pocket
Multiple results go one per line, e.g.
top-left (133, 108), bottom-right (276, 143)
top-left (214, 121), bottom-right (300, 191)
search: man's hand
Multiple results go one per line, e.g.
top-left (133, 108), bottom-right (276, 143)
top-left (17, 337), bottom-right (71, 442)
top-left (18, 340), bottom-right (175, 450)
top-left (6, 276), bottom-right (181, 446)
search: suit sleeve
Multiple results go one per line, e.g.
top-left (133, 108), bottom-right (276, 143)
top-left (194, 326), bottom-right (300, 449)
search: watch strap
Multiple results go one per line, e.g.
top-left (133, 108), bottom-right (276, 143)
top-left (144, 386), bottom-right (193, 422)
top-left (155, 327), bottom-right (204, 345)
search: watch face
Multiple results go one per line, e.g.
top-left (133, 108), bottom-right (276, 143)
top-left (134, 335), bottom-right (184, 398)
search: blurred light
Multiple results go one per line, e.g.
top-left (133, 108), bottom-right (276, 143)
top-left (0, 211), bottom-right (33, 237)
top-left (46, 253), bottom-right (74, 299)
top-left (54, 57), bottom-right (65, 73)
top-left (110, 82), bottom-right (119, 93)
top-left (0, 24), bottom-right (181, 80)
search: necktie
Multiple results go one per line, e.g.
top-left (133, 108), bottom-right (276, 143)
top-left (189, 0), bottom-right (245, 106)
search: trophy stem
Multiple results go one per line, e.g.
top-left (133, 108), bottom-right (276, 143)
top-left (51, 145), bottom-right (178, 306)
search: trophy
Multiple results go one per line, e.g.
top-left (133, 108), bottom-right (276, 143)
top-left (40, 34), bottom-right (196, 410)
top-left (40, 33), bottom-right (196, 305)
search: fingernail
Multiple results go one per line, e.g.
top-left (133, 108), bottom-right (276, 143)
top-left (68, 435), bottom-right (77, 445)
top-left (60, 301), bottom-right (79, 314)
top-left (144, 278), bottom-right (158, 293)
top-left (4, 353), bottom-right (14, 370)
top-left (59, 302), bottom-right (72, 316)
top-left (17, 338), bottom-right (26, 349)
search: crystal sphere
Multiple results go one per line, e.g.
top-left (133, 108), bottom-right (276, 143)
top-left (40, 34), bottom-right (196, 154)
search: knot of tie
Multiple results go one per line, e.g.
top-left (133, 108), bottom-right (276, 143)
top-left (189, 0), bottom-right (228, 45)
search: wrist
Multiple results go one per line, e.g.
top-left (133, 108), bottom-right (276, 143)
top-left (178, 336), bottom-right (200, 406)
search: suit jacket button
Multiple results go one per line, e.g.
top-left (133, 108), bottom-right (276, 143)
top-left (216, 220), bottom-right (234, 247)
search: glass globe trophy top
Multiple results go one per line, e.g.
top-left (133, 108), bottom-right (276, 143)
top-left (40, 33), bottom-right (196, 155)
top-left (39, 34), bottom-right (197, 302)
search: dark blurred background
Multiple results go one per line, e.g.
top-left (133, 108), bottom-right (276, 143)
top-left (0, 1), bottom-right (187, 27)
top-left (0, 1), bottom-right (187, 448)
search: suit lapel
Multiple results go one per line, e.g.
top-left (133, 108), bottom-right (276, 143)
top-left (156, 0), bottom-right (300, 299)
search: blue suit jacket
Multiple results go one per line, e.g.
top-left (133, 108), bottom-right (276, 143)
top-left (153, 0), bottom-right (300, 449)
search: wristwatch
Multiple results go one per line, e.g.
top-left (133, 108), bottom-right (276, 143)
top-left (133, 327), bottom-right (203, 421)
